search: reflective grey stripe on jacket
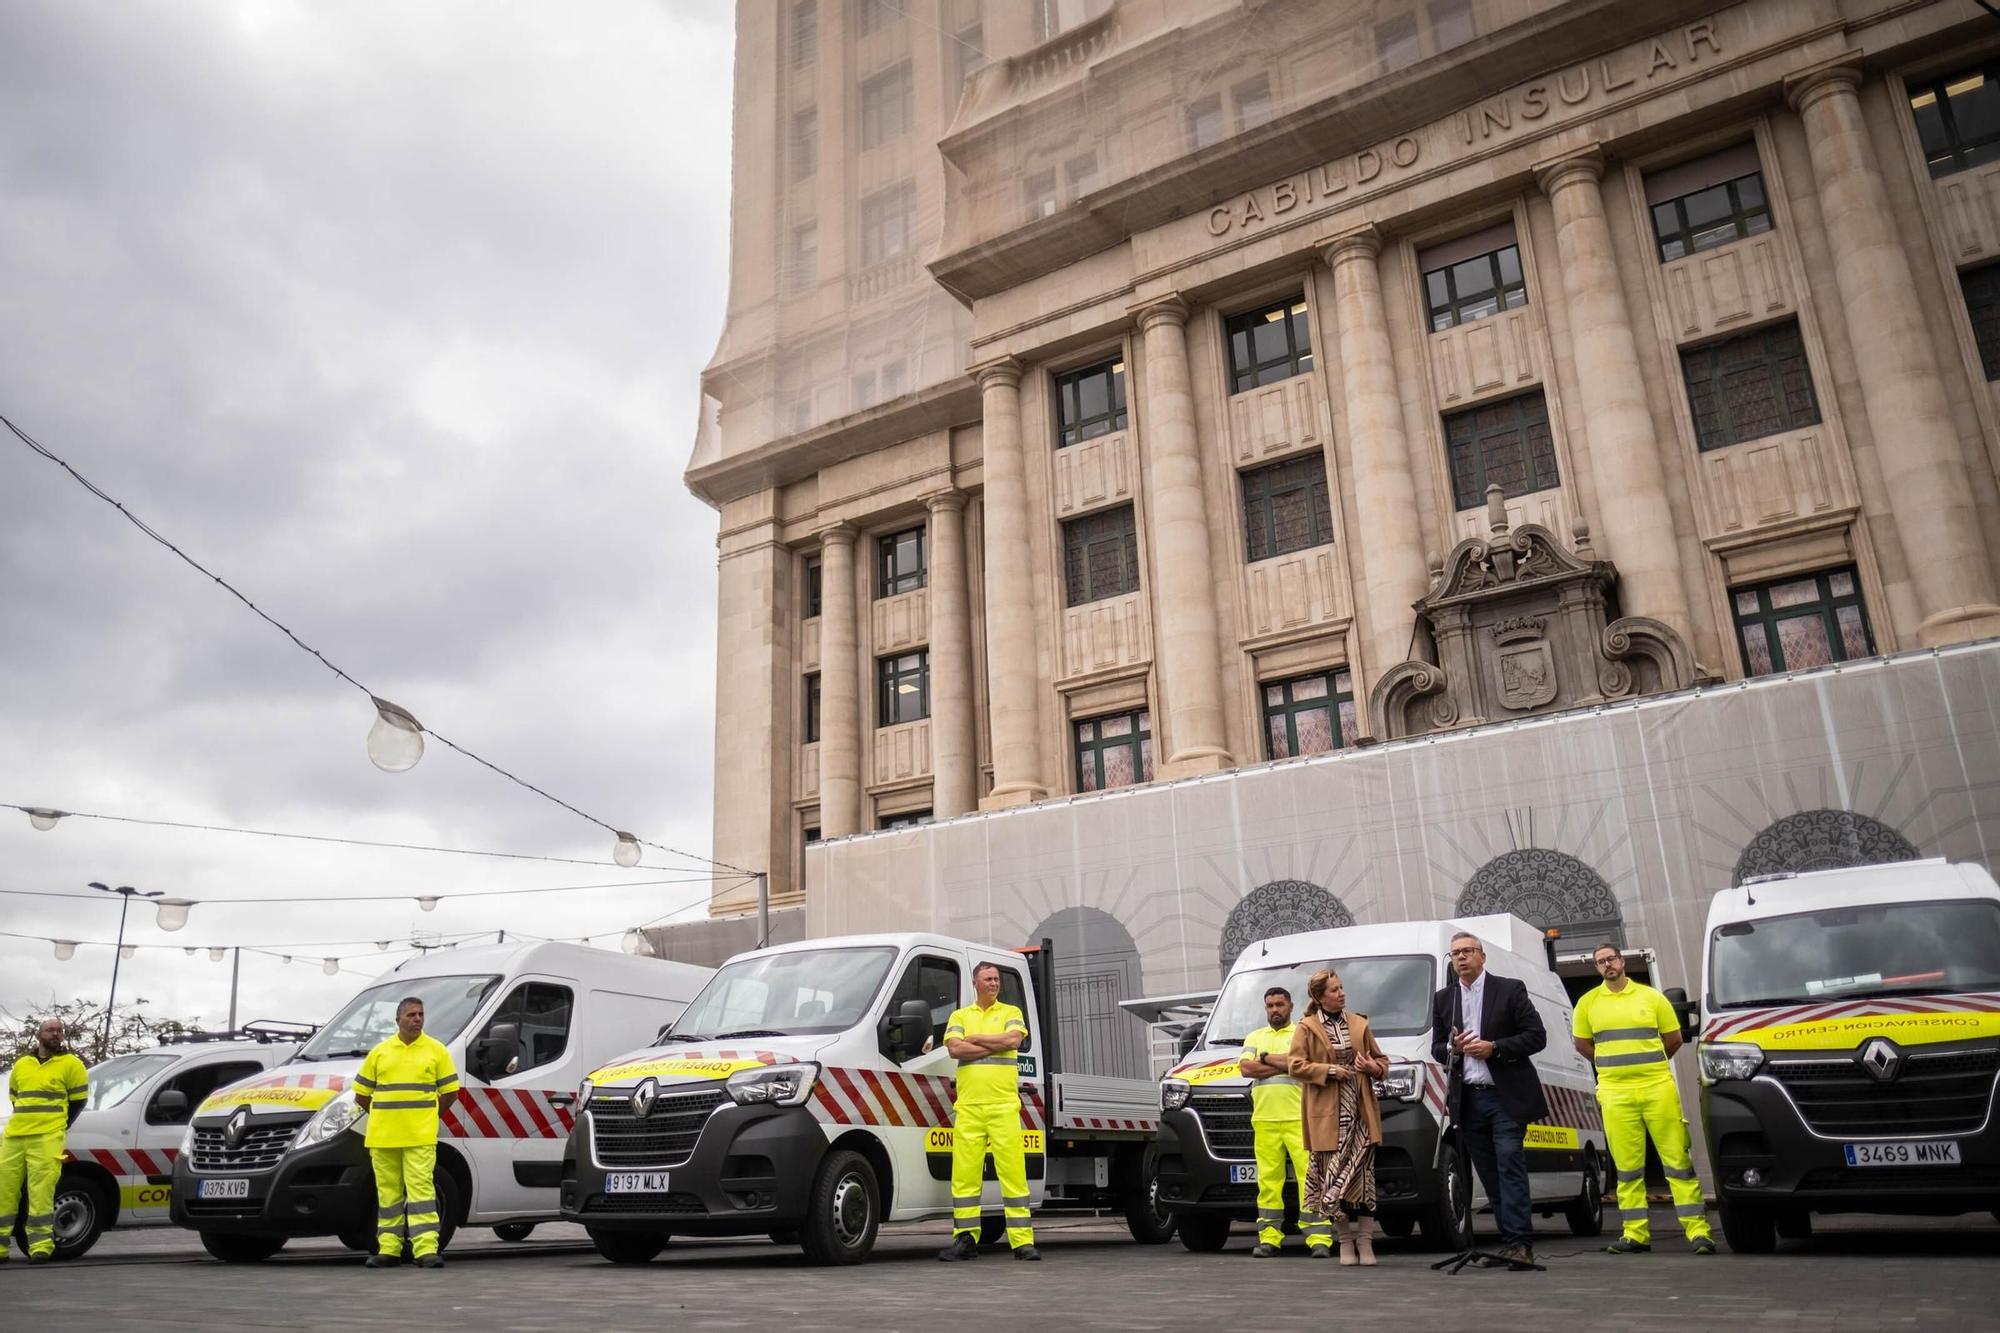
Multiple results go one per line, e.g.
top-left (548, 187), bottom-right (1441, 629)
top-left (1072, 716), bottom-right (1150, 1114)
top-left (1595, 1050), bottom-right (1668, 1068)
top-left (963, 1056), bottom-right (1018, 1067)
top-left (1587, 1026), bottom-right (1665, 1045)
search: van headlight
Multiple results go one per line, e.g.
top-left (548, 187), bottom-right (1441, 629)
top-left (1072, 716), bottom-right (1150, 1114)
top-left (1698, 1042), bottom-right (1763, 1086)
top-left (1161, 1079), bottom-right (1192, 1112)
top-left (295, 1091), bottom-right (366, 1148)
top-left (1373, 1062), bottom-right (1423, 1102)
top-left (179, 1122), bottom-right (198, 1157)
top-left (576, 1079), bottom-right (594, 1112)
top-left (725, 1063), bottom-right (818, 1106)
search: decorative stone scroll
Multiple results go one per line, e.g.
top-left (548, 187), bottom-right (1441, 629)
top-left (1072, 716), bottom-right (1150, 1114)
top-left (1370, 486), bottom-right (1705, 739)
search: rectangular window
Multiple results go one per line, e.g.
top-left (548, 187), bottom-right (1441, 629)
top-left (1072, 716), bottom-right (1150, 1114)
top-left (791, 107), bottom-right (818, 181)
top-left (1649, 170), bottom-right (1771, 262)
top-left (1075, 709), bottom-right (1153, 792)
top-left (803, 673), bottom-right (821, 744)
top-left (953, 25), bottom-right (983, 89)
top-left (882, 953), bottom-right (960, 1058)
top-left (878, 808), bottom-right (932, 830)
top-left (1241, 453), bottom-right (1334, 563)
top-left (1065, 153), bottom-right (1100, 197)
top-left (476, 982), bottom-right (573, 1075)
top-left (859, 182), bottom-right (914, 266)
top-left (877, 526), bottom-right (927, 597)
top-left (860, 63), bottom-right (912, 149)
top-left (791, 1), bottom-right (818, 67)
top-left (857, 0), bottom-right (895, 36)
top-left (1429, 0), bottom-right (1475, 51)
top-left (1225, 296), bottom-right (1313, 393)
top-left (1911, 65), bottom-right (2000, 178)
top-left (1423, 243), bottom-right (1527, 332)
top-left (1732, 567), bottom-right (1875, 677)
top-left (789, 223), bottom-right (818, 292)
top-left (1233, 75), bottom-right (1273, 130)
top-left (1680, 320), bottom-right (1822, 452)
top-left (1963, 262), bottom-right (2000, 381)
top-left (1062, 505), bottom-right (1140, 607)
top-left (1054, 358), bottom-right (1127, 447)
top-left (802, 556), bottom-right (822, 619)
top-left (877, 651), bottom-right (930, 726)
top-left (1376, 14), bottom-right (1420, 72)
top-left (1025, 170), bottom-right (1058, 220)
top-left (804, 824), bottom-right (822, 846)
top-left (879, 361), bottom-right (905, 399)
top-left (1262, 669), bottom-right (1358, 759)
top-left (1443, 390), bottom-right (1560, 511)
top-left (1186, 95), bottom-right (1223, 150)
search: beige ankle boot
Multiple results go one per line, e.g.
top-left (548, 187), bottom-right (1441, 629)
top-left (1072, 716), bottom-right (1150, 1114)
top-left (1354, 1215), bottom-right (1377, 1266)
top-left (1336, 1214), bottom-right (1358, 1265)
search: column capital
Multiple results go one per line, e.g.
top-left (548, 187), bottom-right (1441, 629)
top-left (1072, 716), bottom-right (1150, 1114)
top-left (817, 520), bottom-right (859, 548)
top-left (971, 356), bottom-right (1023, 391)
top-left (924, 489), bottom-right (968, 515)
top-left (1131, 294), bottom-right (1190, 333)
top-left (1319, 225), bottom-right (1383, 269)
top-left (1534, 147), bottom-right (1606, 197)
top-left (1785, 60), bottom-right (1862, 116)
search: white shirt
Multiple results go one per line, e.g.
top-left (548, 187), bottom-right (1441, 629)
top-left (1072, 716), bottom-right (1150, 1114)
top-left (1456, 971), bottom-right (1494, 1087)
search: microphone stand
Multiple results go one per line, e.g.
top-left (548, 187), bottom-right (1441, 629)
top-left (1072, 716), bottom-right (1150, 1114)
top-left (1432, 974), bottom-right (1544, 1275)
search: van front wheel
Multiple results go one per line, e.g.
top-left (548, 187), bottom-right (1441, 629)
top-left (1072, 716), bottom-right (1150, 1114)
top-left (1718, 1198), bottom-right (1776, 1254)
top-left (1176, 1212), bottom-right (1230, 1252)
top-left (587, 1227), bottom-right (668, 1264)
top-left (799, 1149), bottom-right (879, 1266)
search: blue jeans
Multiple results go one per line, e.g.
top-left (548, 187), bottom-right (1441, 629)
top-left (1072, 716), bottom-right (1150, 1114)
top-left (1461, 1085), bottom-right (1532, 1248)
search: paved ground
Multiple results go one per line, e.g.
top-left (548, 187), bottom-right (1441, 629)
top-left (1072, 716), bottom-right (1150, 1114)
top-left (5, 1211), bottom-right (1998, 1331)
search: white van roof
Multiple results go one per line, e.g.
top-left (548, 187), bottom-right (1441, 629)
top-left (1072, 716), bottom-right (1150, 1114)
top-left (1226, 914), bottom-right (1552, 977)
top-left (722, 932), bottom-right (982, 966)
top-left (1704, 858), bottom-right (2000, 929)
top-left (384, 940), bottom-right (712, 995)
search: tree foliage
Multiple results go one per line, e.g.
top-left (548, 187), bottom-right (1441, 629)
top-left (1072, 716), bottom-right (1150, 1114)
top-left (8, 997), bottom-right (205, 1065)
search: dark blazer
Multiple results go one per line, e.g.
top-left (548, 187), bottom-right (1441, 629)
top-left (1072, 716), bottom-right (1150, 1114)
top-left (1431, 971), bottom-right (1549, 1127)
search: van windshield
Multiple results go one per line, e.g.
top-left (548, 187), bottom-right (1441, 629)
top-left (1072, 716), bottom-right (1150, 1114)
top-left (81, 1053), bottom-right (179, 1111)
top-left (665, 947), bottom-right (898, 1040)
top-left (1204, 955), bottom-right (1436, 1045)
top-left (294, 975), bottom-right (501, 1061)
top-left (1709, 899), bottom-right (2000, 1008)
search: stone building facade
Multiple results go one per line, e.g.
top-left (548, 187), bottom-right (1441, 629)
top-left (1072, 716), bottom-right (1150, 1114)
top-left (688, 0), bottom-right (2000, 917)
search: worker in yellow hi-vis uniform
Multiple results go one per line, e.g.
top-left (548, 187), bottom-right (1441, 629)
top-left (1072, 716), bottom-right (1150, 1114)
top-left (937, 960), bottom-right (1038, 1262)
top-left (1572, 943), bottom-right (1715, 1256)
top-left (354, 996), bottom-right (460, 1269)
top-left (3, 1017), bottom-right (89, 1262)
top-left (1240, 986), bottom-right (1331, 1258)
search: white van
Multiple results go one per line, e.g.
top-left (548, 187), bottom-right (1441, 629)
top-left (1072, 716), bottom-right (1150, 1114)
top-left (1156, 915), bottom-right (1607, 1250)
top-left (170, 941), bottom-right (712, 1262)
top-left (20, 1024), bottom-right (307, 1260)
top-left (1696, 858), bottom-right (2000, 1251)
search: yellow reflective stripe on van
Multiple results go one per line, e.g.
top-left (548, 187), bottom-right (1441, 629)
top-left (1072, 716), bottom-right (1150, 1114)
top-left (589, 1056), bottom-right (770, 1084)
top-left (924, 1126), bottom-right (1044, 1154)
top-left (1732, 1010), bottom-right (2000, 1050)
top-left (1166, 1058), bottom-right (1245, 1086)
top-left (198, 1085), bottom-right (342, 1115)
top-left (1523, 1124), bottom-right (1580, 1150)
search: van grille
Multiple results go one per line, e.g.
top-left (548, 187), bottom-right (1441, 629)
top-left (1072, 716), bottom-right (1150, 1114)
top-left (191, 1121), bottom-right (302, 1172)
top-left (1188, 1090), bottom-right (1254, 1160)
top-left (581, 1191), bottom-right (708, 1215)
top-left (589, 1087), bottom-right (727, 1167)
top-left (1769, 1048), bottom-right (1999, 1137)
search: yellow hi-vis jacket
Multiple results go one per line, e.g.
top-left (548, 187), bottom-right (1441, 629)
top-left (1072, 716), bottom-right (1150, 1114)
top-left (1242, 1023), bottom-right (1303, 1122)
top-left (945, 1001), bottom-right (1027, 1105)
top-left (1572, 981), bottom-right (1680, 1084)
top-left (5, 1051), bottom-right (88, 1137)
top-left (355, 1033), bottom-right (459, 1148)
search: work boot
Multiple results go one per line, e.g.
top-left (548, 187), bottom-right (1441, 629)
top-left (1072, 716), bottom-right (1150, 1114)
top-left (1691, 1237), bottom-right (1716, 1256)
top-left (28, 1251), bottom-right (53, 1265)
top-left (1012, 1245), bottom-right (1041, 1261)
top-left (364, 1253), bottom-right (400, 1269)
top-left (414, 1253), bottom-right (444, 1269)
top-left (1353, 1215), bottom-right (1377, 1267)
top-left (1496, 1243), bottom-right (1534, 1267)
top-left (1307, 1244), bottom-right (1333, 1259)
top-left (1604, 1237), bottom-right (1651, 1255)
top-left (1251, 1243), bottom-right (1279, 1258)
top-left (937, 1233), bottom-right (979, 1262)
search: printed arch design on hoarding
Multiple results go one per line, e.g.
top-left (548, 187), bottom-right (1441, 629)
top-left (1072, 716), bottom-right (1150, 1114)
top-left (1455, 848), bottom-right (1623, 945)
top-left (1218, 880), bottom-right (1356, 972)
top-left (1732, 809), bottom-right (1919, 886)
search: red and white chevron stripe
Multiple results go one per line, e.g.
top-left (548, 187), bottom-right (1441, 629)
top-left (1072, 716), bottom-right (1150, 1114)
top-left (1700, 991), bottom-right (2000, 1042)
top-left (443, 1086), bottom-right (576, 1140)
top-left (1541, 1082), bottom-right (1604, 1133)
top-left (1053, 1114), bottom-right (1158, 1132)
top-left (231, 1072), bottom-right (348, 1093)
top-left (78, 1147), bottom-right (179, 1179)
top-left (805, 1068), bottom-right (1051, 1132)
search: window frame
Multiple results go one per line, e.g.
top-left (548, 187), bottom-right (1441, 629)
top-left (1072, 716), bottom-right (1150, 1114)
top-left (1650, 171), bottom-right (1772, 262)
top-left (802, 556), bottom-right (822, 620)
top-left (1442, 390), bottom-right (1561, 511)
top-left (859, 62), bottom-right (913, 150)
top-left (1053, 358), bottom-right (1128, 448)
top-left (803, 673), bottom-right (821, 744)
top-left (791, 0), bottom-right (818, 68)
top-left (876, 526), bottom-right (927, 598)
top-left (1731, 567), bottom-right (1875, 677)
top-left (1422, 243), bottom-right (1527, 332)
top-left (879, 953), bottom-right (961, 1060)
top-left (475, 981), bottom-right (575, 1079)
top-left (877, 808), bottom-right (933, 831)
top-left (1261, 669), bottom-right (1357, 760)
top-left (1962, 261), bottom-right (2000, 381)
top-left (1910, 65), bottom-right (2000, 179)
top-left (1224, 296), bottom-right (1314, 394)
top-left (789, 223), bottom-right (818, 292)
top-left (876, 650), bottom-right (931, 727)
top-left (1185, 94), bottom-right (1223, 150)
top-left (1679, 320), bottom-right (1822, 452)
top-left (1074, 709), bottom-right (1154, 793)
top-left (146, 1059), bottom-right (265, 1126)
top-left (1061, 505), bottom-right (1141, 607)
top-left (858, 181), bottom-right (914, 267)
top-left (790, 106), bottom-right (818, 182)
top-left (1240, 452), bottom-right (1335, 563)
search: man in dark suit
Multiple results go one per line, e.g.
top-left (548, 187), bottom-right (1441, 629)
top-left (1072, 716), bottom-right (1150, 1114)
top-left (1431, 930), bottom-right (1548, 1265)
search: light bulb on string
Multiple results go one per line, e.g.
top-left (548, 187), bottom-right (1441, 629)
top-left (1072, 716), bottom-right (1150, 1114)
top-left (208, 948), bottom-right (226, 962)
top-left (416, 896), bottom-right (439, 912)
top-left (154, 898), bottom-right (194, 932)
top-left (119, 945), bottom-right (136, 961)
top-left (27, 808), bottom-right (66, 831)
top-left (366, 697), bottom-right (425, 773)
top-left (282, 955), bottom-right (293, 965)
top-left (376, 941), bottom-right (391, 951)
top-left (53, 940), bottom-right (77, 961)
top-left (621, 929), bottom-right (651, 957)
top-left (323, 959), bottom-right (340, 976)
top-left (183, 947), bottom-right (195, 956)
top-left (613, 833), bottom-right (641, 868)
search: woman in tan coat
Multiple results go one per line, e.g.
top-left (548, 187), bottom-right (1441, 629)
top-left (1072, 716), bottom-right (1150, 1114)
top-left (1288, 968), bottom-right (1389, 1264)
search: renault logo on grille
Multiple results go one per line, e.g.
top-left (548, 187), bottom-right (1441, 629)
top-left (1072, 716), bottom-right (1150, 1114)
top-left (1860, 1037), bottom-right (1902, 1082)
top-left (630, 1077), bottom-right (659, 1120)
top-left (225, 1107), bottom-right (252, 1146)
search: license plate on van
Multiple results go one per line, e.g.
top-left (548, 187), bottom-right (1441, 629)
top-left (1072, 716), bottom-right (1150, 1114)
top-left (1844, 1140), bottom-right (1960, 1167)
top-left (1229, 1164), bottom-right (1258, 1184)
top-left (605, 1172), bottom-right (671, 1193)
top-left (198, 1178), bottom-right (250, 1199)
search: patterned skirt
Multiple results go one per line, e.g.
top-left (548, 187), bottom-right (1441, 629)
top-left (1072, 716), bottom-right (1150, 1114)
top-left (1304, 1011), bottom-right (1377, 1218)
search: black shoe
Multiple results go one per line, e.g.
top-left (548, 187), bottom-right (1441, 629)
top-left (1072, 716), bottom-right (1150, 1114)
top-left (1012, 1245), bottom-right (1041, 1261)
top-left (1691, 1237), bottom-right (1716, 1256)
top-left (1604, 1238), bottom-right (1651, 1255)
top-left (1251, 1244), bottom-right (1279, 1258)
top-left (1308, 1245), bottom-right (1334, 1258)
top-left (1497, 1243), bottom-right (1534, 1267)
top-left (364, 1254), bottom-right (400, 1269)
top-left (937, 1233), bottom-right (979, 1262)
top-left (414, 1254), bottom-right (444, 1269)
top-left (27, 1251), bottom-right (52, 1265)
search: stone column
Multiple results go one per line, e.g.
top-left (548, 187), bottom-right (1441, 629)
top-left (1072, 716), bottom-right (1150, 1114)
top-left (1135, 297), bottom-right (1232, 772)
top-left (975, 360), bottom-right (1047, 805)
top-left (1321, 229), bottom-right (1432, 678)
top-left (1536, 150), bottom-right (1693, 639)
top-left (1788, 66), bottom-right (2000, 644)
top-left (817, 523), bottom-right (863, 836)
top-left (926, 490), bottom-right (978, 816)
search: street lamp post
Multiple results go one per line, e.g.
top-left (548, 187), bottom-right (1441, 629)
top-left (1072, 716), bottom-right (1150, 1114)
top-left (88, 881), bottom-right (162, 1060)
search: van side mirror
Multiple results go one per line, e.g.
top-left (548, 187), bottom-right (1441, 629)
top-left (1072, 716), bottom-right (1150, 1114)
top-left (883, 1000), bottom-right (932, 1059)
top-left (471, 1022), bottom-right (521, 1081)
top-left (1663, 987), bottom-right (1698, 1045)
top-left (150, 1089), bottom-right (190, 1124)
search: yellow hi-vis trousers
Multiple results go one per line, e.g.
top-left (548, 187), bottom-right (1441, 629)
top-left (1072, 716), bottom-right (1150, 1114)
top-left (0, 1131), bottom-right (64, 1258)
top-left (369, 1144), bottom-right (442, 1258)
top-left (950, 1099), bottom-right (1033, 1249)
top-left (1599, 1078), bottom-right (1712, 1245)
top-left (1253, 1118), bottom-right (1330, 1250)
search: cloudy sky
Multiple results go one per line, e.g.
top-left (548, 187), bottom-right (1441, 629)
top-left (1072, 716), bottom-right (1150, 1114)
top-left (0, 1), bottom-right (738, 1037)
